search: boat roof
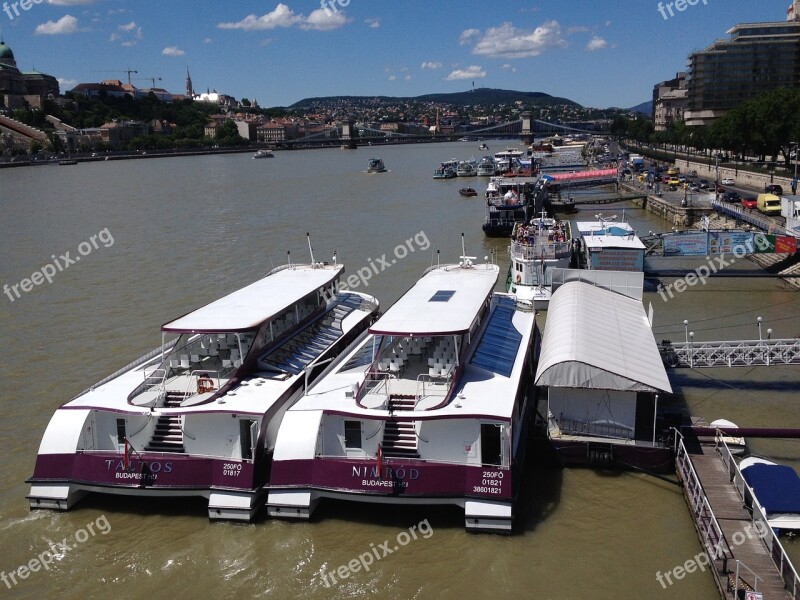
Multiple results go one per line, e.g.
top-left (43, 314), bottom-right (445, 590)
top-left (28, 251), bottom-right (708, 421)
top-left (575, 220), bottom-right (635, 237)
top-left (292, 294), bottom-right (535, 420)
top-left (369, 263), bottom-right (499, 336)
top-left (162, 264), bottom-right (343, 333)
top-left (583, 236), bottom-right (645, 250)
top-left (742, 462), bottom-right (800, 517)
top-left (535, 281), bottom-right (672, 393)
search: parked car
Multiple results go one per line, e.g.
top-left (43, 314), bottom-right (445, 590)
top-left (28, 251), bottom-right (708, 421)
top-left (741, 197), bottom-right (757, 209)
top-left (688, 183), bottom-right (701, 192)
top-left (678, 175), bottom-right (687, 183)
top-left (721, 177), bottom-right (736, 185)
top-left (668, 167), bottom-right (680, 175)
top-left (698, 180), bottom-right (710, 189)
top-left (668, 177), bottom-right (680, 186)
top-left (714, 183), bottom-right (726, 193)
top-left (722, 191), bottom-right (741, 203)
top-left (765, 184), bottom-right (783, 195)
top-left (688, 169), bottom-right (698, 177)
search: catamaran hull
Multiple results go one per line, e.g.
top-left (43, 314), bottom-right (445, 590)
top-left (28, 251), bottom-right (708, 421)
top-left (267, 459), bottom-right (517, 532)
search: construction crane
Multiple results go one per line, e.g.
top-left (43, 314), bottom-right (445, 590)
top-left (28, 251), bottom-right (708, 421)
top-left (94, 69), bottom-right (138, 84)
top-left (138, 76), bottom-right (162, 88)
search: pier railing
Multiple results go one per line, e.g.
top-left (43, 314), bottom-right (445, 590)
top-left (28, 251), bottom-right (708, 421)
top-left (717, 437), bottom-right (800, 599)
top-left (711, 199), bottom-right (789, 235)
top-left (674, 433), bottom-right (734, 567)
top-left (664, 338), bottom-right (800, 368)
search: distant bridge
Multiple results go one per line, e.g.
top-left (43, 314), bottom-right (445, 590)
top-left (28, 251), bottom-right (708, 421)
top-left (279, 118), bottom-right (610, 148)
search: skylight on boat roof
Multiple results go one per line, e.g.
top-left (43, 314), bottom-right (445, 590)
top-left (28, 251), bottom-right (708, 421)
top-left (429, 290), bottom-right (456, 302)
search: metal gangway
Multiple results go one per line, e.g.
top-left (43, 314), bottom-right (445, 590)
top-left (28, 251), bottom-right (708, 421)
top-left (675, 430), bottom-right (800, 598)
top-left (661, 338), bottom-right (800, 368)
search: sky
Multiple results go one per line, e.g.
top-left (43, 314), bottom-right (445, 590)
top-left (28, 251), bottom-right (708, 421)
top-left (0, 0), bottom-right (792, 109)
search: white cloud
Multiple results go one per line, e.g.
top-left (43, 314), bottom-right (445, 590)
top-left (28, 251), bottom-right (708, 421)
top-left (110, 20), bottom-right (142, 45)
top-left (365, 17), bottom-right (380, 28)
top-left (404, 75), bottom-right (411, 81)
top-left (388, 75), bottom-right (397, 81)
top-left (501, 63), bottom-right (517, 73)
top-left (446, 65), bottom-right (486, 81)
top-left (468, 20), bottom-right (567, 59)
top-left (57, 77), bottom-right (78, 87)
top-left (218, 3), bottom-right (349, 31)
top-left (459, 28), bottom-right (480, 45)
top-left (421, 61), bottom-right (442, 70)
top-left (35, 15), bottom-right (80, 35)
top-left (162, 46), bottom-right (185, 57)
top-left (203, 37), bottom-right (213, 44)
top-left (301, 8), bottom-right (350, 31)
top-left (586, 36), bottom-right (607, 51)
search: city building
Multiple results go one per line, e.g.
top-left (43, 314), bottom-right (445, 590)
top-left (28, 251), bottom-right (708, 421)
top-left (652, 72), bottom-right (688, 131)
top-left (684, 5), bottom-right (800, 126)
top-left (0, 39), bottom-right (59, 109)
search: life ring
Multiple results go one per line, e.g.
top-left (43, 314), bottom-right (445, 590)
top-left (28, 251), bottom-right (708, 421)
top-left (515, 274), bottom-right (522, 284)
top-left (197, 375), bottom-right (215, 394)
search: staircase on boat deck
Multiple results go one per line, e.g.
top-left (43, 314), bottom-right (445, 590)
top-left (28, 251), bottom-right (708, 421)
top-left (381, 395), bottom-right (419, 458)
top-left (144, 391), bottom-right (185, 453)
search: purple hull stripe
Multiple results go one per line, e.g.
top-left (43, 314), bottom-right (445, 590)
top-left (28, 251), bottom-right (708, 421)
top-left (30, 453), bottom-right (256, 491)
top-left (270, 458), bottom-right (512, 500)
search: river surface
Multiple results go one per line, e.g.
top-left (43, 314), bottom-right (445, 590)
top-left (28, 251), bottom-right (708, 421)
top-left (1, 142), bottom-right (799, 599)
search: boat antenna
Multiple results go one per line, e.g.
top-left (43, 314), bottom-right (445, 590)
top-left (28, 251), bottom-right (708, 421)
top-left (459, 233), bottom-right (475, 268)
top-left (437, 249), bottom-right (440, 267)
top-left (287, 250), bottom-right (292, 269)
top-left (306, 232), bottom-right (316, 266)
top-left (332, 250), bottom-right (338, 266)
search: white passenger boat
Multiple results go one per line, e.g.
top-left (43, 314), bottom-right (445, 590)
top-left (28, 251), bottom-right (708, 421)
top-left (433, 159), bottom-right (458, 179)
top-left (476, 156), bottom-right (495, 177)
top-left (253, 149), bottom-right (274, 159)
top-left (507, 212), bottom-right (573, 309)
top-left (267, 248), bottom-right (539, 533)
top-left (493, 148), bottom-right (525, 173)
top-left (28, 259), bottom-right (379, 520)
top-left (456, 160), bottom-right (477, 177)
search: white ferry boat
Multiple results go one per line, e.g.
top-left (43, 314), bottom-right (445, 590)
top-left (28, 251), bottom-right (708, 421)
top-left (253, 149), bottom-right (274, 159)
top-left (456, 160), bottom-right (477, 177)
top-left (507, 212), bottom-right (573, 309)
top-left (493, 148), bottom-right (525, 173)
top-left (433, 159), bottom-right (458, 179)
top-left (28, 260), bottom-right (379, 521)
top-left (266, 251), bottom-right (539, 533)
top-left (476, 156), bottom-right (495, 177)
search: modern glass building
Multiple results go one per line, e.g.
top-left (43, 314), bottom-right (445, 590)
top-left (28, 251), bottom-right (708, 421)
top-left (684, 19), bottom-right (800, 126)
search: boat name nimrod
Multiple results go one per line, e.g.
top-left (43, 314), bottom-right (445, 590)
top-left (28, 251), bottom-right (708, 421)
top-left (352, 466), bottom-right (420, 481)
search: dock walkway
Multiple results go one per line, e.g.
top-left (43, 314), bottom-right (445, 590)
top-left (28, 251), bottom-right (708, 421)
top-left (677, 435), bottom-right (800, 598)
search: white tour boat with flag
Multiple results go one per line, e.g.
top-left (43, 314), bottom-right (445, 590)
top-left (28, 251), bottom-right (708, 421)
top-left (507, 211), bottom-right (573, 309)
top-left (266, 240), bottom-right (539, 533)
top-left (28, 241), bottom-right (379, 521)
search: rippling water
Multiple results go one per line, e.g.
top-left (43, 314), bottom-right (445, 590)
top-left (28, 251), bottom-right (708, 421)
top-left (1, 142), bottom-right (798, 599)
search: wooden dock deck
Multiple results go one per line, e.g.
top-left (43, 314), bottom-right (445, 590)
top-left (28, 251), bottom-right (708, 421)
top-left (677, 437), bottom-right (799, 599)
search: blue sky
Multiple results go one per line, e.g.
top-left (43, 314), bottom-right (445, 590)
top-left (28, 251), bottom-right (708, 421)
top-left (0, 0), bottom-right (791, 108)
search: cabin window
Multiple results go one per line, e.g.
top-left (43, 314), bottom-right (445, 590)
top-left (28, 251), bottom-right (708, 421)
top-left (480, 424), bottom-right (502, 466)
top-left (344, 421), bottom-right (362, 449)
top-left (429, 290), bottom-right (456, 302)
top-left (116, 419), bottom-right (126, 445)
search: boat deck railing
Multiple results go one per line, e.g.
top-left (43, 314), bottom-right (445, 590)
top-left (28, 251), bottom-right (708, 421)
top-left (510, 239), bottom-right (571, 260)
top-left (717, 436), bottom-right (800, 597)
top-left (555, 417), bottom-right (635, 440)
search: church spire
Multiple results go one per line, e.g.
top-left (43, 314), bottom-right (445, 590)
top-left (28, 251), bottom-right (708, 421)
top-left (185, 66), bottom-right (193, 99)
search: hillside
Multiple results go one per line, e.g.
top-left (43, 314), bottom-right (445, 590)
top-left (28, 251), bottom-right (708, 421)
top-left (290, 88), bottom-right (582, 109)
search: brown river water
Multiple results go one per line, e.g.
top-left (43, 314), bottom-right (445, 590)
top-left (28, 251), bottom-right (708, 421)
top-left (1, 141), bottom-right (798, 599)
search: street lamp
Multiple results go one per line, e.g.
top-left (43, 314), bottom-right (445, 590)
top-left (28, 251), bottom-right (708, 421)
top-left (757, 316), bottom-right (763, 342)
top-left (684, 320), bottom-right (689, 345)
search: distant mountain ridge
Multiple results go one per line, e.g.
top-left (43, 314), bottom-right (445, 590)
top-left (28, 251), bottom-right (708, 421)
top-left (290, 88), bottom-right (582, 109)
top-left (628, 100), bottom-right (652, 115)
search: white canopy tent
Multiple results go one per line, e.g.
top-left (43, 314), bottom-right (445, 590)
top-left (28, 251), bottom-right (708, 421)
top-left (535, 281), bottom-right (672, 394)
